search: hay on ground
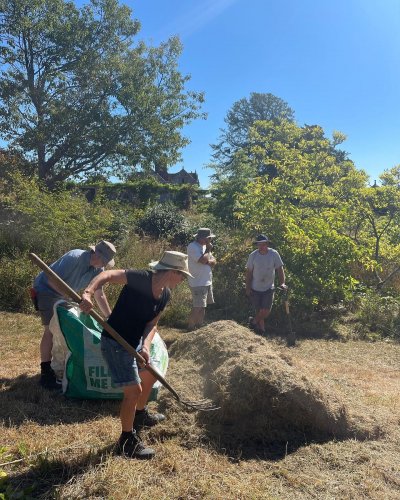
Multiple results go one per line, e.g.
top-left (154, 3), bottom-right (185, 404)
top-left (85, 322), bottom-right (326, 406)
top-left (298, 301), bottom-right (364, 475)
top-left (170, 321), bottom-right (374, 444)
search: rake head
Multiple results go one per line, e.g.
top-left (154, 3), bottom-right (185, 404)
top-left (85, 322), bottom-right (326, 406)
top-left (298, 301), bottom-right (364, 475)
top-left (179, 397), bottom-right (220, 412)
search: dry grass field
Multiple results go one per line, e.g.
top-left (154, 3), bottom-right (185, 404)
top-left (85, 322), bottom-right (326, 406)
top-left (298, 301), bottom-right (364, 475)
top-left (1, 311), bottom-right (400, 499)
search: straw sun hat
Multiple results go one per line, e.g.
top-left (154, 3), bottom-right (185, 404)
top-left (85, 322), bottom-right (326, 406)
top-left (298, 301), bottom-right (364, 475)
top-left (149, 251), bottom-right (193, 277)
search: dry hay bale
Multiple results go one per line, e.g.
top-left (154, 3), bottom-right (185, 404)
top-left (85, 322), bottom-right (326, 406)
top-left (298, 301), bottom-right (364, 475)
top-left (170, 320), bottom-right (371, 444)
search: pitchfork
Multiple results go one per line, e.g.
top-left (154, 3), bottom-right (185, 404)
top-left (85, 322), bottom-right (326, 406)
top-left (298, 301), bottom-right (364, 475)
top-left (29, 253), bottom-right (219, 412)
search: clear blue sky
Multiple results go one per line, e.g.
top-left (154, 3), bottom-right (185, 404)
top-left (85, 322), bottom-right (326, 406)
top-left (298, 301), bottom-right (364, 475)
top-left (126, 0), bottom-right (400, 188)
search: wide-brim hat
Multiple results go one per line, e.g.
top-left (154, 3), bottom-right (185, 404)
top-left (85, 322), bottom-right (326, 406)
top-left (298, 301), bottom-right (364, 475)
top-left (193, 227), bottom-right (216, 239)
top-left (149, 250), bottom-right (193, 277)
top-left (253, 234), bottom-right (270, 244)
top-left (89, 240), bottom-right (116, 267)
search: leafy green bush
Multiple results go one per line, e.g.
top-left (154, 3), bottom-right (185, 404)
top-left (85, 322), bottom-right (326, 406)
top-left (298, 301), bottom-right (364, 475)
top-left (136, 203), bottom-right (192, 245)
top-left (356, 290), bottom-right (400, 340)
top-left (0, 173), bottom-right (115, 259)
top-left (0, 251), bottom-right (36, 312)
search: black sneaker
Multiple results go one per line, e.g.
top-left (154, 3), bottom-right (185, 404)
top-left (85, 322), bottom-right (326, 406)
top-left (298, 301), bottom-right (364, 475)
top-left (117, 431), bottom-right (155, 459)
top-left (39, 369), bottom-right (61, 390)
top-left (133, 407), bottom-right (165, 431)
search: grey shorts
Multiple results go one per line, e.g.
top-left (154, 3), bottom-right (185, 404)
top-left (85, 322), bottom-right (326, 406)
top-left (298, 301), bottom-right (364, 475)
top-left (101, 335), bottom-right (141, 387)
top-left (36, 291), bottom-right (60, 326)
top-left (251, 289), bottom-right (275, 311)
top-left (190, 285), bottom-right (215, 308)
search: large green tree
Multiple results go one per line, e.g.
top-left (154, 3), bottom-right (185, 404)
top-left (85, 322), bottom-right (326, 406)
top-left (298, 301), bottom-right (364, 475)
top-left (210, 92), bottom-right (295, 179)
top-left (0, 0), bottom-right (204, 187)
top-left (344, 167), bottom-right (400, 289)
top-left (209, 118), bottom-right (371, 309)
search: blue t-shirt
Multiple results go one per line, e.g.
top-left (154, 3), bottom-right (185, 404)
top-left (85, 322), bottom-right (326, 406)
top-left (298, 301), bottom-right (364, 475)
top-left (33, 249), bottom-right (103, 295)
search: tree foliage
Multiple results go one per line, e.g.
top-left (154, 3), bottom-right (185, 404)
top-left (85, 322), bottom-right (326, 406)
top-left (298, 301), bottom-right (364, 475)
top-left (209, 118), bottom-right (374, 309)
top-left (0, 0), bottom-right (204, 187)
top-left (210, 92), bottom-right (295, 178)
top-left (344, 169), bottom-right (400, 289)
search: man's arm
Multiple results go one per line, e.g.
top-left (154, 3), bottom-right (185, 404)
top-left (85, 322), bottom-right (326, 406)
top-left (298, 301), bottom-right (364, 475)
top-left (245, 268), bottom-right (253, 296)
top-left (277, 266), bottom-right (286, 288)
top-left (198, 241), bottom-right (216, 266)
top-left (93, 287), bottom-right (112, 318)
top-left (80, 269), bottom-right (127, 313)
top-left (138, 313), bottom-right (162, 365)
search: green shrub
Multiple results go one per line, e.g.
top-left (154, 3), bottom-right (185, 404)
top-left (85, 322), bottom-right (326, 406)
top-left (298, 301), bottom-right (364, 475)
top-left (0, 173), bottom-right (117, 311)
top-left (136, 203), bottom-right (191, 244)
top-left (0, 251), bottom-right (36, 312)
top-left (207, 233), bottom-right (250, 323)
top-left (356, 290), bottom-right (400, 340)
top-left (0, 173), bottom-right (115, 259)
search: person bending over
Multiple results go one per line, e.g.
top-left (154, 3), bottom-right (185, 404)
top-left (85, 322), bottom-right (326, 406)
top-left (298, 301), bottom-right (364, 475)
top-left (79, 251), bottom-right (192, 459)
top-left (32, 241), bottom-right (115, 389)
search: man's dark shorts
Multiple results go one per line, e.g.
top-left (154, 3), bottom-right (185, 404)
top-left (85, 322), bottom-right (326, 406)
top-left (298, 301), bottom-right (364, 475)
top-left (250, 289), bottom-right (275, 311)
top-left (36, 291), bottom-right (60, 326)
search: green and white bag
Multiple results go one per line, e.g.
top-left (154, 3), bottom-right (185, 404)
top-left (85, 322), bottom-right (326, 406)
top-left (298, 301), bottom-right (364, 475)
top-left (50, 302), bottom-right (168, 400)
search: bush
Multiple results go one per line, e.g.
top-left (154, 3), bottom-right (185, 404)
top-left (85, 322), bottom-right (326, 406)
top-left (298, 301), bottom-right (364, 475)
top-left (136, 203), bottom-right (192, 245)
top-left (0, 173), bottom-right (116, 259)
top-left (356, 290), bottom-right (400, 340)
top-left (0, 251), bottom-right (36, 312)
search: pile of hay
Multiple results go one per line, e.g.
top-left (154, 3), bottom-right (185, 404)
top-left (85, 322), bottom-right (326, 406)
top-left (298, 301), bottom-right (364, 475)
top-left (170, 321), bottom-right (371, 444)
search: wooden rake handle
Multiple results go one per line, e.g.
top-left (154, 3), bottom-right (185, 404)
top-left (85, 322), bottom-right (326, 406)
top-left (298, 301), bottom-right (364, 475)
top-left (29, 253), bottom-right (181, 401)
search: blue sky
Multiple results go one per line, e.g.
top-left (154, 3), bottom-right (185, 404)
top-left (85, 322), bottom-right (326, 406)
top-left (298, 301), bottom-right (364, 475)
top-left (126, 0), bottom-right (400, 188)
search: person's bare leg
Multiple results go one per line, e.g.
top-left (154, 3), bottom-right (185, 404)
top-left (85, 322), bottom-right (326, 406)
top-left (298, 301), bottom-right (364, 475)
top-left (40, 325), bottom-right (53, 362)
top-left (197, 307), bottom-right (205, 326)
top-left (255, 308), bottom-right (271, 333)
top-left (188, 307), bottom-right (205, 329)
top-left (136, 370), bottom-right (157, 410)
top-left (120, 384), bottom-right (142, 432)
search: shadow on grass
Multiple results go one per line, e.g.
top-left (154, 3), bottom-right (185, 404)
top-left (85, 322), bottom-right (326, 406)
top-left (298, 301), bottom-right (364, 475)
top-left (3, 444), bottom-right (116, 499)
top-left (0, 373), bottom-right (119, 427)
top-left (201, 422), bottom-right (365, 462)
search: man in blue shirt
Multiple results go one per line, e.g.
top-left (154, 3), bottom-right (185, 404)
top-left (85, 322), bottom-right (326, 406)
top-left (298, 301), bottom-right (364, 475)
top-left (33, 240), bottom-right (116, 389)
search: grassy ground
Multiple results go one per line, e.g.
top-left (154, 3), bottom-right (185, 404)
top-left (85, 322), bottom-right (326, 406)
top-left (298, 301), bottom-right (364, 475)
top-left (1, 311), bottom-right (400, 499)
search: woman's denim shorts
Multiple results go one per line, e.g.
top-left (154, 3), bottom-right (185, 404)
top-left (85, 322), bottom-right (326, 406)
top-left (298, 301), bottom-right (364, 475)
top-left (101, 335), bottom-right (141, 387)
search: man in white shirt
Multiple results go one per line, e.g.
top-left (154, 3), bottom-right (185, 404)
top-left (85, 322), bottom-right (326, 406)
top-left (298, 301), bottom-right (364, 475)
top-left (245, 234), bottom-right (286, 335)
top-left (187, 228), bottom-right (217, 330)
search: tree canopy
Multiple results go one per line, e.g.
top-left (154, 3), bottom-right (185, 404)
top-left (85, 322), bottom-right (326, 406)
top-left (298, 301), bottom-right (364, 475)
top-left (0, 0), bottom-right (204, 187)
top-left (210, 92), bottom-right (295, 178)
